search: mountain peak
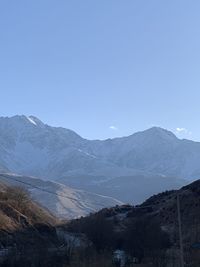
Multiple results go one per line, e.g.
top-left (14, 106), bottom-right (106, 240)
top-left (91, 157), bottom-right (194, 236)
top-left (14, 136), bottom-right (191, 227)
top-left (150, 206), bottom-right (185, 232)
top-left (140, 127), bottom-right (178, 141)
top-left (27, 116), bottom-right (44, 127)
top-left (8, 115), bottom-right (45, 127)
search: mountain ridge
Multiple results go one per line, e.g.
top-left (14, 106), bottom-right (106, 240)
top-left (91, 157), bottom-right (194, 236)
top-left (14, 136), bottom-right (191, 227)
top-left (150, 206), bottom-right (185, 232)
top-left (0, 115), bottom-right (198, 181)
top-left (0, 114), bottom-right (199, 212)
top-left (0, 115), bottom-right (187, 141)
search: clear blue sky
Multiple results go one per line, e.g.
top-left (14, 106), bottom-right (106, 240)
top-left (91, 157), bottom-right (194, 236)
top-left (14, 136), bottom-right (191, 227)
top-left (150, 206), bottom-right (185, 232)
top-left (0, 1), bottom-right (200, 140)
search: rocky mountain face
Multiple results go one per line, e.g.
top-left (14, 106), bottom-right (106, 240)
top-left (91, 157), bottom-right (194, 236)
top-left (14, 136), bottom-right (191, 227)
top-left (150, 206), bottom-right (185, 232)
top-left (1, 115), bottom-right (200, 213)
top-left (1, 115), bottom-right (200, 181)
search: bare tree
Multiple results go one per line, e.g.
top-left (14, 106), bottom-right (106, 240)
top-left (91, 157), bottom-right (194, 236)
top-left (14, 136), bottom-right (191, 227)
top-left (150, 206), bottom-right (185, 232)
top-left (5, 186), bottom-right (30, 209)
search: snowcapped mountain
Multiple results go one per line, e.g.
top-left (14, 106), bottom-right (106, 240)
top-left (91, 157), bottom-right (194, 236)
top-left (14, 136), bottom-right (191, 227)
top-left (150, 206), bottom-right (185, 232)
top-left (0, 115), bottom-right (199, 181)
top-left (0, 173), bottom-right (122, 219)
top-left (0, 115), bottom-right (198, 209)
top-left (0, 115), bottom-right (135, 180)
top-left (85, 127), bottom-right (200, 180)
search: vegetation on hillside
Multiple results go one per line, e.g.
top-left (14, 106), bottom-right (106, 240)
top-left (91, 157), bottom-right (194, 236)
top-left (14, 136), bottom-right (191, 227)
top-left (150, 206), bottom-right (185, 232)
top-left (0, 185), bottom-right (57, 230)
top-left (2, 181), bottom-right (200, 266)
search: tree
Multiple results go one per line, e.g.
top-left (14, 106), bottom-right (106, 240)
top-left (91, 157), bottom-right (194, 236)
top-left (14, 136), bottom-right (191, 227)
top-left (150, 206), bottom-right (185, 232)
top-left (80, 214), bottom-right (115, 251)
top-left (124, 217), bottom-right (171, 264)
top-left (5, 186), bottom-right (30, 209)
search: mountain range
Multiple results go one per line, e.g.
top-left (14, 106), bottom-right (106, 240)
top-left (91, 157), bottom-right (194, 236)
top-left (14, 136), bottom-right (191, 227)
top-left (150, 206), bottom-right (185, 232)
top-left (1, 115), bottom-right (199, 180)
top-left (1, 115), bottom-right (200, 216)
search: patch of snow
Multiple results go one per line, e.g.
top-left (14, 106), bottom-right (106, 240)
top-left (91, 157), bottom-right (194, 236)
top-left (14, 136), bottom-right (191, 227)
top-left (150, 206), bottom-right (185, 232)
top-left (77, 149), bottom-right (97, 159)
top-left (26, 116), bottom-right (37, 126)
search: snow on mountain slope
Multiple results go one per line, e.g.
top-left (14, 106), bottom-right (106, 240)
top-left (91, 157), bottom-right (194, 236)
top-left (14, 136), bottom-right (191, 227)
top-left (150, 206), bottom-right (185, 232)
top-left (0, 115), bottom-right (136, 180)
top-left (0, 115), bottom-right (199, 181)
top-left (81, 127), bottom-right (200, 180)
top-left (0, 115), bottom-right (199, 208)
top-left (0, 173), bottom-right (123, 219)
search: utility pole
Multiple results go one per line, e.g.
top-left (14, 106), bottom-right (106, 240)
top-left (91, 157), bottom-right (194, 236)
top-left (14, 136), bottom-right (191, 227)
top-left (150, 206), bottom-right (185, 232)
top-left (177, 192), bottom-right (184, 267)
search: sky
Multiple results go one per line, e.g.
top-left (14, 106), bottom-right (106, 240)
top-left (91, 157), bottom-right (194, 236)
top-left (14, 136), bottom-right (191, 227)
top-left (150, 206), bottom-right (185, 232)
top-left (0, 1), bottom-right (200, 140)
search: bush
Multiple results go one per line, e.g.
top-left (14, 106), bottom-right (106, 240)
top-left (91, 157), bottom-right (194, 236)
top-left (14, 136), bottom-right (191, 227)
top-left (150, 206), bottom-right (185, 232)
top-left (0, 211), bottom-right (9, 228)
top-left (6, 186), bottom-right (30, 204)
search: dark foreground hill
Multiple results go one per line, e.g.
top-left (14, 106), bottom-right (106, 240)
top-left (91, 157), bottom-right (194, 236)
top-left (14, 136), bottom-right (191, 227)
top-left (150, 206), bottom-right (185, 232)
top-left (66, 179), bottom-right (200, 266)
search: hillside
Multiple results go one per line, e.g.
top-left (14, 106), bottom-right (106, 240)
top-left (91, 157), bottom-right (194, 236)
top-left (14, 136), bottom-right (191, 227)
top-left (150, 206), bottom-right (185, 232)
top-left (66, 179), bottom-right (200, 266)
top-left (0, 182), bottom-right (56, 228)
top-left (60, 173), bottom-right (185, 204)
top-left (0, 183), bottom-right (59, 249)
top-left (0, 174), bottom-right (122, 219)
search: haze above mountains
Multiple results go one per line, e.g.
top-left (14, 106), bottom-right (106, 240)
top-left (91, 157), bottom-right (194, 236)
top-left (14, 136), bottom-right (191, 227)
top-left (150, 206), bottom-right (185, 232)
top-left (1, 115), bottom-right (200, 217)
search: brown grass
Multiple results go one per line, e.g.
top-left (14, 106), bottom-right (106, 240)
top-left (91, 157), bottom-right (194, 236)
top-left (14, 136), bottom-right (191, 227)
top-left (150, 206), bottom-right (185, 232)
top-left (0, 185), bottom-right (57, 230)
